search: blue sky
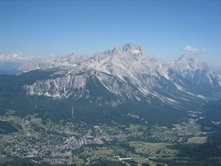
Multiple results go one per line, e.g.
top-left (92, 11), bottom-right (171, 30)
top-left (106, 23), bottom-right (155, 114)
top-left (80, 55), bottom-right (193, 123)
top-left (0, 0), bottom-right (221, 65)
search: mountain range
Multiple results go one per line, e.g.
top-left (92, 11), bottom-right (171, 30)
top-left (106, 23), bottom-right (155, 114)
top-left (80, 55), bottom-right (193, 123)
top-left (17, 44), bottom-right (221, 109)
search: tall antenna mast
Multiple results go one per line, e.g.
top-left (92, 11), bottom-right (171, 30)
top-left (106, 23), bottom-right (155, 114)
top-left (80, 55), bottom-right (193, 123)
top-left (72, 105), bottom-right (74, 119)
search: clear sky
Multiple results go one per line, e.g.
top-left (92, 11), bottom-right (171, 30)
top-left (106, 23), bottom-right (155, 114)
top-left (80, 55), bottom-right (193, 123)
top-left (0, 0), bottom-right (221, 65)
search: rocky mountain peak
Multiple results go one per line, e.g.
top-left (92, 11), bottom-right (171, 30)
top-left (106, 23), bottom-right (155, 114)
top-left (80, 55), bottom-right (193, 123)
top-left (112, 43), bottom-right (144, 55)
top-left (176, 46), bottom-right (202, 66)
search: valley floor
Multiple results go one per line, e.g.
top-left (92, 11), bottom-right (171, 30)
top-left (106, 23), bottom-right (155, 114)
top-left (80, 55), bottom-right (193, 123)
top-left (0, 110), bottom-right (221, 166)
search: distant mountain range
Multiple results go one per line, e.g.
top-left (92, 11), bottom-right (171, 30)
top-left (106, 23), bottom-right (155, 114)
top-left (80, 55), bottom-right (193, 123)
top-left (14, 44), bottom-right (220, 110)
